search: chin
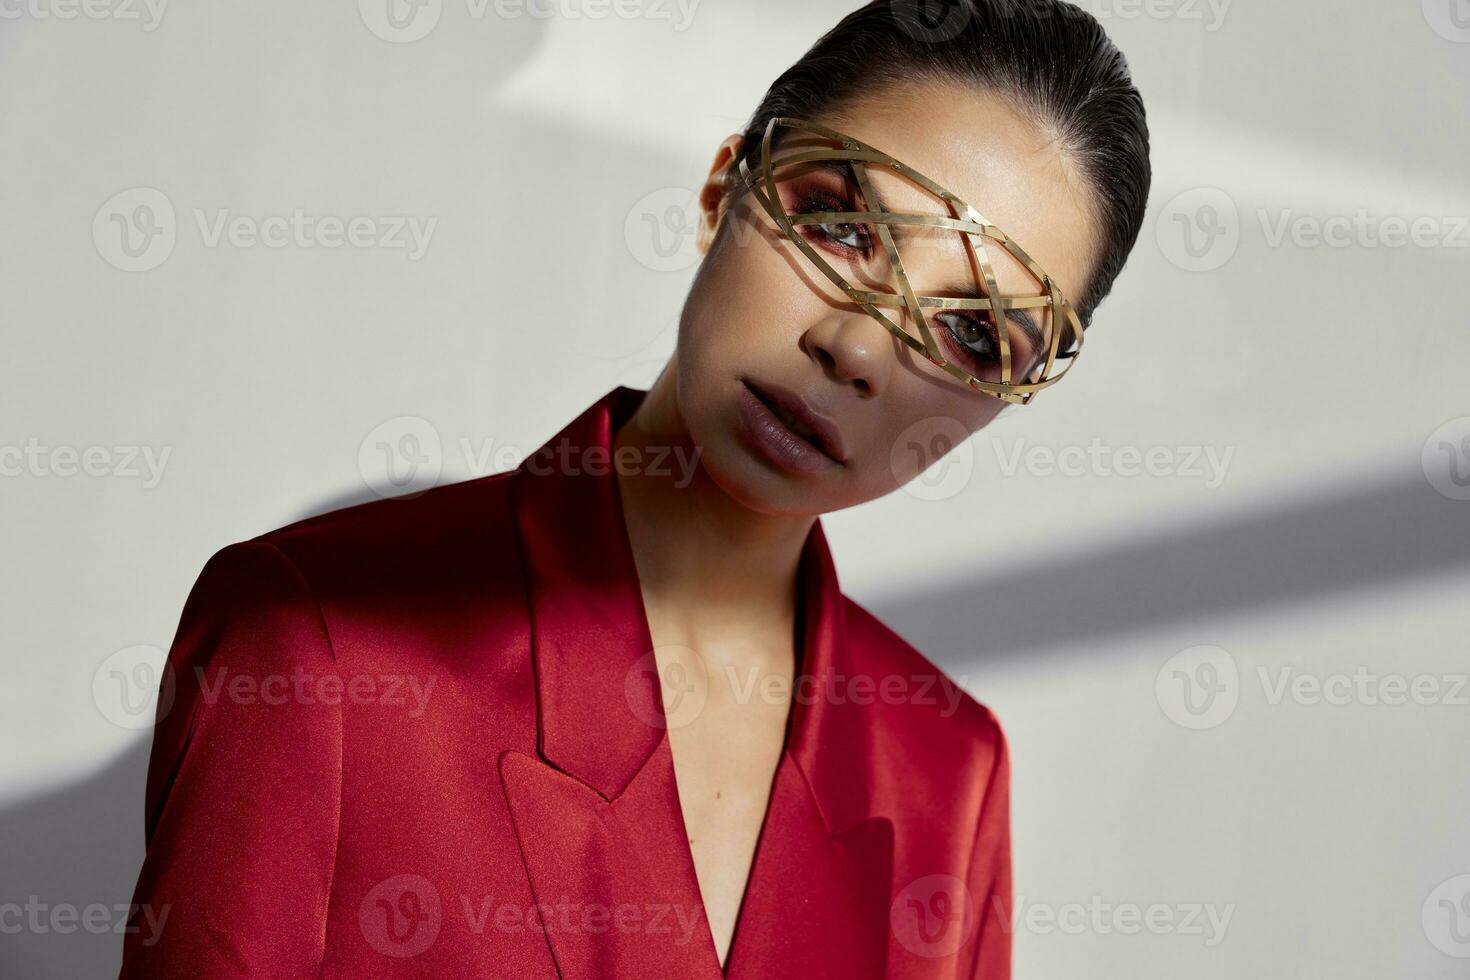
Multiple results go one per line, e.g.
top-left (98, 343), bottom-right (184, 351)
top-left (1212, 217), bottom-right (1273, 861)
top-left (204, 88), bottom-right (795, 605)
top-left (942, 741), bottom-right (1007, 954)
top-left (708, 420), bottom-right (857, 519)
top-left (694, 430), bottom-right (805, 517)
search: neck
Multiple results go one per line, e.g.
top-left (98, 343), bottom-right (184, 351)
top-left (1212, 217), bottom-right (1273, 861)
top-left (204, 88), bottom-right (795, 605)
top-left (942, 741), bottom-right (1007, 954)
top-left (612, 362), bottom-right (815, 640)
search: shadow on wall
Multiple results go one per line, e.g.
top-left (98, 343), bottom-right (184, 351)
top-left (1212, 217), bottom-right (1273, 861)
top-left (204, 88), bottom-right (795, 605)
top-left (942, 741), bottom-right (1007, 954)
top-left (2, 471), bottom-right (1467, 977)
top-left (0, 738), bottom-right (151, 980)
top-left (875, 474), bottom-right (1470, 668)
top-left (0, 2), bottom-right (565, 974)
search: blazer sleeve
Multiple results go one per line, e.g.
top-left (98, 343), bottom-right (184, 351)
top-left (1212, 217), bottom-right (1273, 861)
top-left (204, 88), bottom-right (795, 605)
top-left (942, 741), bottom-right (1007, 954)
top-left (119, 540), bottom-right (344, 980)
top-left (965, 710), bottom-right (1013, 980)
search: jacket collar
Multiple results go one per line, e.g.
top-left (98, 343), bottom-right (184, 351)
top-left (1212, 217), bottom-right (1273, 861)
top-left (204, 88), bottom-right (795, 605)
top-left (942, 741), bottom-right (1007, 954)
top-left (507, 384), bottom-right (877, 836)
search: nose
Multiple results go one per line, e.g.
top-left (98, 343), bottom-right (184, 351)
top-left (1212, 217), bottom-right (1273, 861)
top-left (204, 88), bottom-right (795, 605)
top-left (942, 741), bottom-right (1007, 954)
top-left (800, 311), bottom-right (895, 398)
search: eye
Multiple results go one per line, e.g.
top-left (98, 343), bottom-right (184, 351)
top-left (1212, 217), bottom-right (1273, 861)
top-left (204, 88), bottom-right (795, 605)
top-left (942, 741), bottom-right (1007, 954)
top-left (792, 189), bottom-right (872, 254)
top-left (931, 311), bottom-right (1038, 381)
top-left (934, 310), bottom-right (1000, 366)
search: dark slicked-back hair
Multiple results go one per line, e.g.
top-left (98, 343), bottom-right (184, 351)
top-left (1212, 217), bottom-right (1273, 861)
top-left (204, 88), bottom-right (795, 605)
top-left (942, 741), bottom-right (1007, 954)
top-left (733, 0), bottom-right (1151, 332)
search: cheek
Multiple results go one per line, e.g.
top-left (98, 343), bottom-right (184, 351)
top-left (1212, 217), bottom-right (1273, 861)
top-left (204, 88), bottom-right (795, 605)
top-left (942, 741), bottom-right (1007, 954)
top-left (865, 388), bottom-right (1001, 489)
top-left (672, 221), bottom-right (796, 452)
top-left (679, 214), bottom-right (815, 366)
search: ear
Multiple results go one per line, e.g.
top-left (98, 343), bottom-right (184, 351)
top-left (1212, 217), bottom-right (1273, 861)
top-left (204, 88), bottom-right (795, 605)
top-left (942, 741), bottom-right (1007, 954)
top-left (696, 133), bottom-right (746, 256)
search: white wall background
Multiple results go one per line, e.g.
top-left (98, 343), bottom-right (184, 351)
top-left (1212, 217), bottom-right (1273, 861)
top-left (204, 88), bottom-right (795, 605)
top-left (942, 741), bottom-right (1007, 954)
top-left (2, 1), bottom-right (1468, 976)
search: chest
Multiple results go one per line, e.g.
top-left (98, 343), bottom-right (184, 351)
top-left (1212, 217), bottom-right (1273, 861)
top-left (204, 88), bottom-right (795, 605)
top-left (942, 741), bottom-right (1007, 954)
top-left (650, 635), bottom-right (796, 969)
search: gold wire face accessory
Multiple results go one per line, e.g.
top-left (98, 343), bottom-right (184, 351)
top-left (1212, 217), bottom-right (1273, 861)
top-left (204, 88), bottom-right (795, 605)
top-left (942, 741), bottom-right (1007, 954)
top-left (736, 116), bottom-right (1085, 405)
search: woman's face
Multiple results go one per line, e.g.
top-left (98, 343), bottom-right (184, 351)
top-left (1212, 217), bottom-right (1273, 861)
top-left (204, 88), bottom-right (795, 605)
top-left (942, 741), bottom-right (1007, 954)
top-left (675, 80), bottom-right (1101, 517)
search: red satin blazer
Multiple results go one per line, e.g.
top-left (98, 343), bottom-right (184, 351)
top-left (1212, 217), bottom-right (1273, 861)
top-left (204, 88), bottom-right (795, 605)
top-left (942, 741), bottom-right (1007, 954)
top-left (120, 384), bottom-right (1012, 979)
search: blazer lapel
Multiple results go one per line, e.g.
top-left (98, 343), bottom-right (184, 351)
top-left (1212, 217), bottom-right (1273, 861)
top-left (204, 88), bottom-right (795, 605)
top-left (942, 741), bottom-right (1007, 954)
top-left (503, 385), bottom-right (895, 978)
top-left (725, 517), bottom-right (896, 979)
top-left (497, 744), bottom-right (719, 977)
top-left (503, 386), bottom-right (722, 977)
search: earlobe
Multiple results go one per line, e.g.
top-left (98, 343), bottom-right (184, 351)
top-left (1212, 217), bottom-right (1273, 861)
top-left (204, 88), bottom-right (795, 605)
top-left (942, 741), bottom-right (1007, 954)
top-left (695, 180), bottom-right (725, 255)
top-left (694, 182), bottom-right (725, 257)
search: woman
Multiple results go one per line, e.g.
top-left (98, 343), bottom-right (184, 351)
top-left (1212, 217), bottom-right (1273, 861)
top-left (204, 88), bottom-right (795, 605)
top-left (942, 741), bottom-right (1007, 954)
top-left (120, 1), bottom-right (1150, 976)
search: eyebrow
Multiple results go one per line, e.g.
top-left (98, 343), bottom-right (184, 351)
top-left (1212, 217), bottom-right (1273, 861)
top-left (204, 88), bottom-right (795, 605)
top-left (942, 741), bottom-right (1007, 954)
top-left (796, 157), bottom-right (1047, 356)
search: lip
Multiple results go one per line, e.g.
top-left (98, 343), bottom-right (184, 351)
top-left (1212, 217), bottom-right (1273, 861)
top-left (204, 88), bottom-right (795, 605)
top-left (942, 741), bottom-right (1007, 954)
top-left (740, 377), bottom-right (849, 465)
